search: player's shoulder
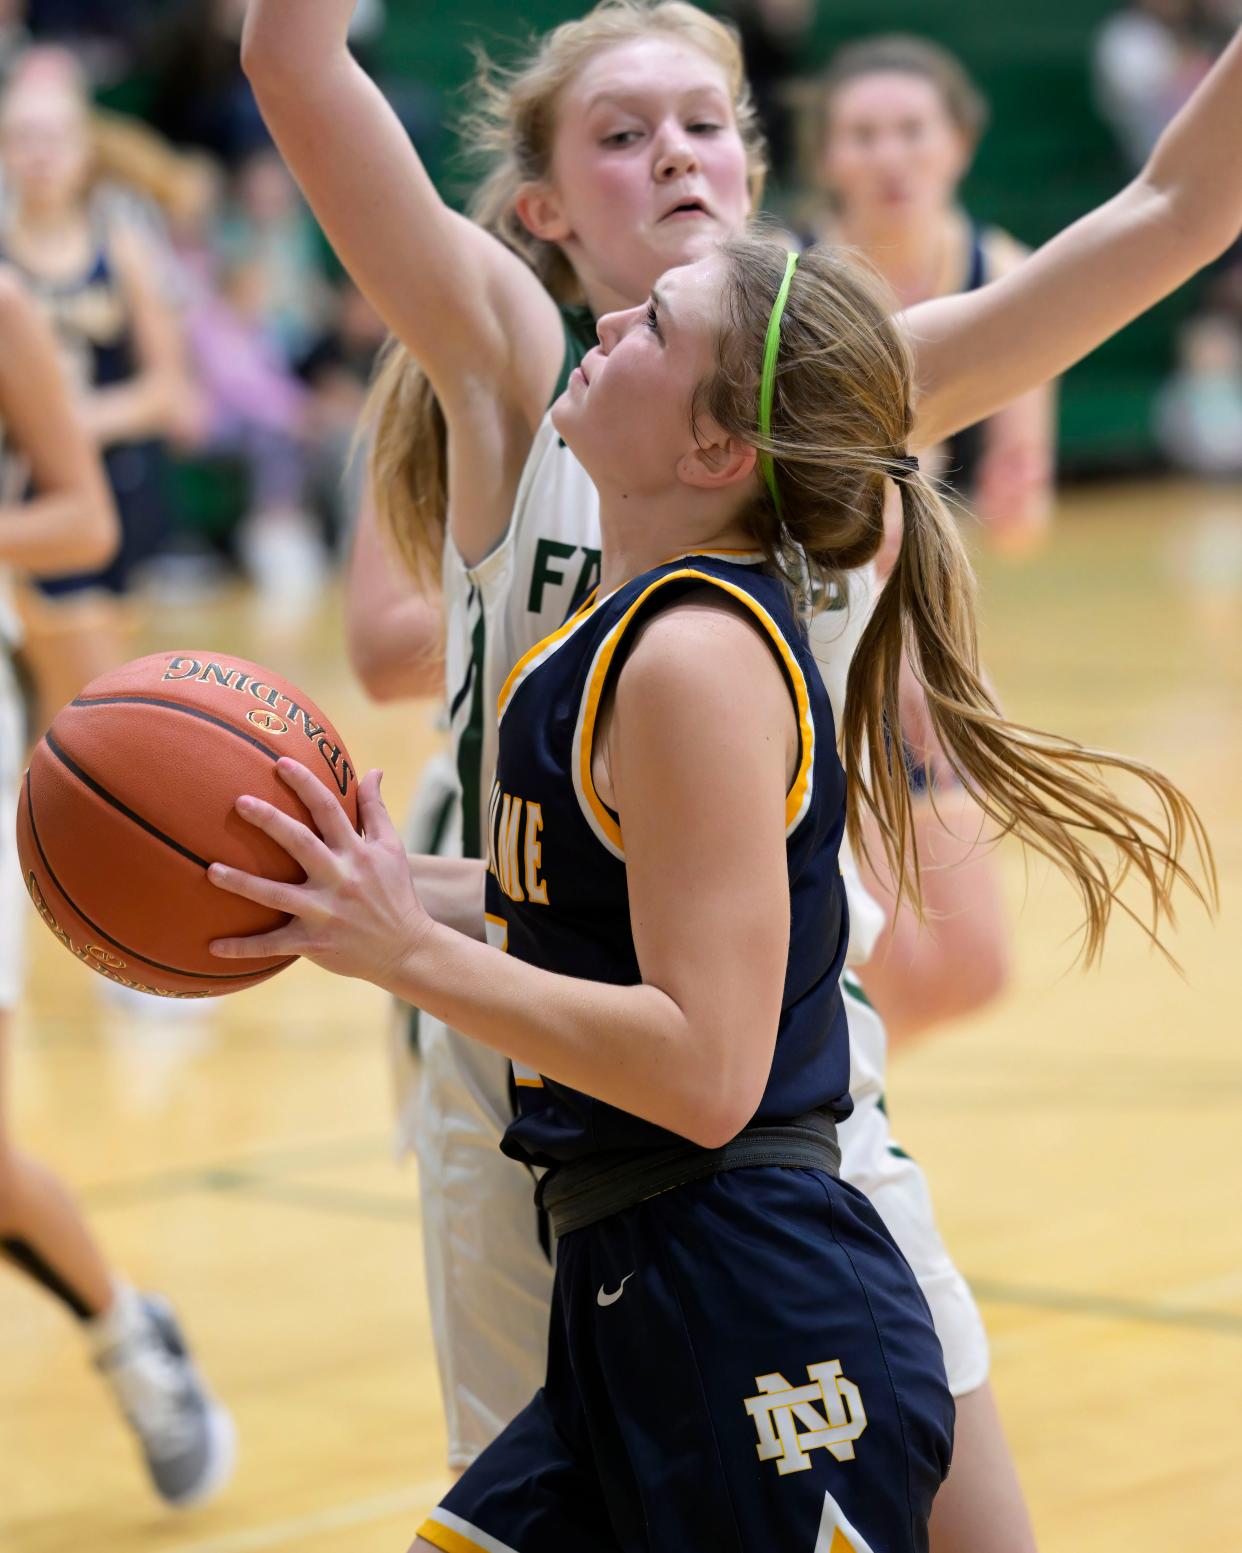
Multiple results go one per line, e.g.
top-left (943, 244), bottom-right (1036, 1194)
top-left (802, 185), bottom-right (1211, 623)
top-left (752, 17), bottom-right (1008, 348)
top-left (616, 581), bottom-right (795, 713)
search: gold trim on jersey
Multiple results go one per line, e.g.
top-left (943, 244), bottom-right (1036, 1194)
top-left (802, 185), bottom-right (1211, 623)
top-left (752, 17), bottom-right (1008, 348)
top-left (485, 911), bottom-right (545, 1089)
top-left (496, 588), bottom-right (601, 721)
top-left (496, 551), bottom-right (766, 724)
top-left (418, 1509), bottom-right (521, 1553)
top-left (572, 568), bottom-right (815, 860)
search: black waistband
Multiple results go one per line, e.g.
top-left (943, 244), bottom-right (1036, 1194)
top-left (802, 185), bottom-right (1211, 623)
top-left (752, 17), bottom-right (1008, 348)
top-left (535, 1109), bottom-right (841, 1239)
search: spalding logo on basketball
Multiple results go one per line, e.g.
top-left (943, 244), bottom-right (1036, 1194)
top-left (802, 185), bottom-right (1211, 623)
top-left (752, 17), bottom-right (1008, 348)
top-left (14, 651), bottom-right (360, 998)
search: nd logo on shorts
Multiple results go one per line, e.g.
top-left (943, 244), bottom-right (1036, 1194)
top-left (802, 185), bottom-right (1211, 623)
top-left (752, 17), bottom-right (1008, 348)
top-left (744, 1359), bottom-right (867, 1475)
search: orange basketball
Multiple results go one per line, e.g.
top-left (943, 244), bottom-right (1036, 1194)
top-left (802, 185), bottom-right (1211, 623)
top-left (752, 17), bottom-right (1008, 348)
top-left (14, 650), bottom-right (359, 999)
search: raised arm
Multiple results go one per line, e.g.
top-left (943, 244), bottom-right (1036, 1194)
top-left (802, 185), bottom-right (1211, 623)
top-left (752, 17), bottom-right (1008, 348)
top-left (906, 28), bottom-right (1242, 450)
top-left (0, 269), bottom-right (118, 575)
top-left (241, 0), bottom-right (563, 423)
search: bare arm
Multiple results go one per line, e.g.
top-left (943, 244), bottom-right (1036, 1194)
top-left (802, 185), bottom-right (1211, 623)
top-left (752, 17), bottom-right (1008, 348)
top-left (78, 224), bottom-right (197, 447)
top-left (345, 486), bottom-right (444, 702)
top-left (0, 270), bottom-right (118, 575)
top-left (211, 603), bottom-right (797, 1149)
top-left (907, 28), bottom-right (1242, 449)
top-left (399, 606), bottom-right (792, 1145)
top-left (857, 791), bottom-right (1010, 1044)
top-left (241, 0), bottom-right (563, 425)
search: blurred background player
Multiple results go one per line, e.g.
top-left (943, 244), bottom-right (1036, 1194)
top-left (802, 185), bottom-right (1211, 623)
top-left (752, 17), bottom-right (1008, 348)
top-left (0, 262), bottom-right (234, 1509)
top-left (798, 34), bottom-right (1049, 1044)
top-left (807, 34), bottom-right (1056, 555)
top-left (0, 45), bottom-right (196, 732)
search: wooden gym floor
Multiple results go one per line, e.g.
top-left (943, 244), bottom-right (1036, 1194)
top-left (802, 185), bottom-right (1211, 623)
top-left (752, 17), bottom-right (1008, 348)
top-left (1, 479), bottom-right (1239, 1552)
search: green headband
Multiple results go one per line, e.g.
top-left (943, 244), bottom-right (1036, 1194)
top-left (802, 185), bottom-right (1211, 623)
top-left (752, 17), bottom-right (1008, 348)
top-left (758, 248), bottom-right (800, 518)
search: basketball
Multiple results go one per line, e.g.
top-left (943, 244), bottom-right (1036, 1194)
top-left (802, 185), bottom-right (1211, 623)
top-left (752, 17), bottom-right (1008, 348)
top-left (13, 650), bottom-right (359, 999)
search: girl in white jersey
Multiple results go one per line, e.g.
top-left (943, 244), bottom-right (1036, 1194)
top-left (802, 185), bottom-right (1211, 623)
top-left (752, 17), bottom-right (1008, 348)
top-left (244, 0), bottom-right (1242, 1544)
top-left (0, 266), bottom-right (234, 1508)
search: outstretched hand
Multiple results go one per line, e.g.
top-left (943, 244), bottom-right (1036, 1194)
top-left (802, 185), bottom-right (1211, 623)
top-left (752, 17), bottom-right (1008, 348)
top-left (208, 759), bottom-right (430, 987)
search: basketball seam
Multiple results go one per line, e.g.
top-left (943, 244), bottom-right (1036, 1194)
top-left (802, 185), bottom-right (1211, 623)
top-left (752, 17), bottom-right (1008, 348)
top-left (25, 770), bottom-right (295, 984)
top-left (45, 729), bottom-right (213, 869)
top-left (72, 693), bottom-right (287, 763)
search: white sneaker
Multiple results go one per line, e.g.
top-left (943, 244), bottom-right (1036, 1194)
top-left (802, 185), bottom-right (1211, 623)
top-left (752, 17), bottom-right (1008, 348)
top-left (95, 1294), bottom-right (236, 1508)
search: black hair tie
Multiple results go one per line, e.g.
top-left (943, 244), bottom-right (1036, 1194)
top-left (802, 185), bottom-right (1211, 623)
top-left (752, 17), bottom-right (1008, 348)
top-left (890, 454), bottom-right (920, 477)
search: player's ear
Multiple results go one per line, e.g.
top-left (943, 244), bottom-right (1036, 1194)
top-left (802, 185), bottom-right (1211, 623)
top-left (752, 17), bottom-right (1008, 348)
top-left (515, 180), bottom-right (572, 244)
top-left (677, 421), bottom-right (758, 494)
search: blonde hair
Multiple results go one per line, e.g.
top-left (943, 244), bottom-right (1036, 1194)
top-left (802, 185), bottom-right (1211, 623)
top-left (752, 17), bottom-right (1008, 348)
top-left (365, 0), bottom-right (766, 585)
top-left (702, 233), bottom-right (1214, 959)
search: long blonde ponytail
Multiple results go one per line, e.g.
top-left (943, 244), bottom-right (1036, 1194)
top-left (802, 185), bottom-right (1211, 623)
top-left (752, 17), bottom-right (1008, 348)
top-left (704, 234), bottom-right (1214, 959)
top-left (844, 471), bottom-right (1214, 962)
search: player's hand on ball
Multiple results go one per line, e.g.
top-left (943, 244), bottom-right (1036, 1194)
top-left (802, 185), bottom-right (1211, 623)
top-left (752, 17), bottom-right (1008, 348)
top-left (208, 759), bottom-right (430, 985)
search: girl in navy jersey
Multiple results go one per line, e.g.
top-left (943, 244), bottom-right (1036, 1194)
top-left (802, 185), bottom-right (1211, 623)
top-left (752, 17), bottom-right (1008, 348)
top-left (810, 35), bottom-right (1055, 552)
top-left (241, 4), bottom-right (1242, 1546)
top-left (0, 50), bottom-right (194, 729)
top-left (210, 231), bottom-right (1211, 1550)
top-left (806, 37), bottom-right (1041, 1051)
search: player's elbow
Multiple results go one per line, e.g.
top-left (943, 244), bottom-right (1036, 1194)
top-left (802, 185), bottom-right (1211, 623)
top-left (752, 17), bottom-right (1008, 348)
top-left (68, 486), bottom-right (120, 571)
top-left (923, 929), bottom-right (1012, 1027)
top-left (679, 1059), bottom-right (767, 1150)
top-left (1140, 174), bottom-right (1241, 272)
top-left (239, 16), bottom-right (280, 87)
top-left (240, 14), bottom-right (307, 100)
top-left (346, 631), bottom-right (441, 704)
top-left (682, 1106), bottom-right (749, 1152)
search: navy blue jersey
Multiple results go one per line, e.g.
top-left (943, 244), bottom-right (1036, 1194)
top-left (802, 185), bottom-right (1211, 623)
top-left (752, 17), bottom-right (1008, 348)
top-left (6, 239), bottom-right (136, 392)
top-left (484, 550), bottom-right (852, 1166)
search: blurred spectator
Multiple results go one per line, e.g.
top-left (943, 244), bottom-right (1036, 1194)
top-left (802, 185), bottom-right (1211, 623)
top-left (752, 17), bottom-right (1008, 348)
top-left (141, 0), bottom-right (388, 166)
top-left (1095, 5), bottom-right (1242, 458)
top-left (1157, 312), bottom-right (1242, 474)
top-left (141, 0), bottom-right (265, 165)
top-left (298, 279), bottom-right (386, 546)
top-left (216, 148), bottom-right (331, 364)
top-left (804, 35), bottom-right (1056, 554)
top-left (153, 152), bottom-right (324, 611)
top-left (24, 0), bottom-right (155, 84)
top-left (183, 248), bottom-right (325, 607)
top-left (715, 0), bottom-right (815, 187)
top-left (0, 0), bottom-right (30, 77)
top-left (1093, 1), bottom-right (1216, 169)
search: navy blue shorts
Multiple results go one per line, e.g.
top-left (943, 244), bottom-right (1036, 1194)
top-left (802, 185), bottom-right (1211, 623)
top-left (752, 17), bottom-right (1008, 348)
top-left (419, 1167), bottom-right (953, 1553)
top-left (36, 441), bottom-right (167, 600)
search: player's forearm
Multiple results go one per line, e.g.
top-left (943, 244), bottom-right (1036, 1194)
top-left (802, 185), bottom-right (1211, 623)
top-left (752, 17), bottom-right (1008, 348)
top-left (385, 924), bottom-right (744, 1148)
top-left (0, 491), bottom-right (117, 575)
